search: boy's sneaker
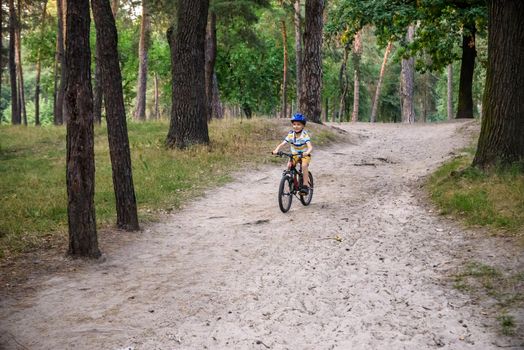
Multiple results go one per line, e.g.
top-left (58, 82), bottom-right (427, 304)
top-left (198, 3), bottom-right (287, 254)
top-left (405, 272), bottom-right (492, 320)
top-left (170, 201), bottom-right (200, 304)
top-left (299, 186), bottom-right (309, 195)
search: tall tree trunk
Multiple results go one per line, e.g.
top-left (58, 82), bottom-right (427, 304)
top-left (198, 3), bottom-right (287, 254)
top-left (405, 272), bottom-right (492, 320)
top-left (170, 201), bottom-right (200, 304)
top-left (370, 41), bottom-right (392, 123)
top-left (299, 0), bottom-right (323, 124)
top-left (91, 0), bottom-right (139, 231)
top-left (456, 24), bottom-right (476, 119)
top-left (111, 0), bottom-right (118, 16)
top-left (153, 72), bottom-right (159, 119)
top-left (473, 0), bottom-right (524, 169)
top-left (351, 30), bottom-right (362, 123)
top-left (447, 64), bottom-right (453, 120)
top-left (8, 0), bottom-right (19, 125)
top-left (35, 1), bottom-right (48, 126)
top-left (15, 0), bottom-right (26, 126)
top-left (166, 0), bottom-right (210, 148)
top-left (65, 0), bottom-right (100, 258)
top-left (294, 0), bottom-right (302, 103)
top-left (0, 0), bottom-right (3, 123)
top-left (280, 5), bottom-right (288, 119)
top-left (54, 0), bottom-right (66, 125)
top-left (204, 10), bottom-right (216, 122)
top-left (401, 25), bottom-right (415, 124)
top-left (93, 39), bottom-right (103, 124)
top-left (211, 73), bottom-right (223, 119)
top-left (337, 46), bottom-right (349, 122)
top-left (134, 0), bottom-right (150, 121)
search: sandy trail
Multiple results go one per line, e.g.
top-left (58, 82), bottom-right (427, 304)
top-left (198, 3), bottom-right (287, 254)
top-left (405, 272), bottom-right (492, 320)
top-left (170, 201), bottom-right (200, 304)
top-left (0, 121), bottom-right (520, 349)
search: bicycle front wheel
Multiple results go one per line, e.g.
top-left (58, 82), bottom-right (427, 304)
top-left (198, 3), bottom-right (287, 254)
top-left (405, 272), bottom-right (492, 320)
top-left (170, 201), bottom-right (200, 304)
top-left (278, 174), bottom-right (293, 213)
top-left (300, 172), bottom-right (314, 206)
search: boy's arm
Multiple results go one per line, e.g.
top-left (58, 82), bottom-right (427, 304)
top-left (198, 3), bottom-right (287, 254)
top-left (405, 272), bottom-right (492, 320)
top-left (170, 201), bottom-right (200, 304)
top-left (272, 141), bottom-right (287, 154)
top-left (304, 141), bottom-right (313, 156)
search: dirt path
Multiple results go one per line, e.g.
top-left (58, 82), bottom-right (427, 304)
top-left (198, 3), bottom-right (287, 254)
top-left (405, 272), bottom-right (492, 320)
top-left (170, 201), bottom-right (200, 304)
top-left (0, 121), bottom-right (520, 349)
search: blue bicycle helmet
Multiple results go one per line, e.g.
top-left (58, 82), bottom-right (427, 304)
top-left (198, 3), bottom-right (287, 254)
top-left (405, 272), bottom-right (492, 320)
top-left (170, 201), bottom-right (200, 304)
top-left (291, 113), bottom-right (307, 125)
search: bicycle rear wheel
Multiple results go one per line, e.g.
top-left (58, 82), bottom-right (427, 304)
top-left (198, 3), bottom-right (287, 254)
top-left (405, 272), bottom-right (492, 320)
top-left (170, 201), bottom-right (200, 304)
top-left (278, 174), bottom-right (293, 213)
top-left (299, 172), bottom-right (314, 206)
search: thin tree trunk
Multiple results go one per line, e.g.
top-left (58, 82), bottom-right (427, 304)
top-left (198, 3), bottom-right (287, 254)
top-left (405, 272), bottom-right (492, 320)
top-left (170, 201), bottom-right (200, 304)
top-left (91, 0), bottom-right (139, 231)
top-left (211, 73), bottom-right (223, 119)
top-left (370, 41), bottom-right (392, 123)
top-left (35, 1), bottom-right (48, 126)
top-left (401, 25), bottom-right (415, 124)
top-left (280, 6), bottom-right (288, 119)
top-left (8, 0), bottom-right (19, 124)
top-left (93, 40), bottom-right (103, 124)
top-left (54, 0), bottom-right (66, 125)
top-left (134, 0), bottom-right (150, 121)
top-left (473, 0), bottom-right (524, 169)
top-left (65, 0), bottom-right (100, 258)
top-left (337, 46), bottom-right (349, 122)
top-left (166, 0), bottom-right (210, 148)
top-left (111, 0), bottom-right (118, 16)
top-left (456, 24), bottom-right (476, 119)
top-left (447, 64), bottom-right (453, 120)
top-left (294, 0), bottom-right (302, 104)
top-left (299, 0), bottom-right (323, 124)
top-left (205, 11), bottom-right (216, 122)
top-left (351, 30), bottom-right (362, 123)
top-left (15, 0), bottom-right (26, 126)
top-left (153, 72), bottom-right (159, 119)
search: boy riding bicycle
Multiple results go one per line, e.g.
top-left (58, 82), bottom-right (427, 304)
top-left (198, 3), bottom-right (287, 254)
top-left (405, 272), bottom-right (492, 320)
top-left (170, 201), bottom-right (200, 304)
top-left (272, 113), bottom-right (313, 194)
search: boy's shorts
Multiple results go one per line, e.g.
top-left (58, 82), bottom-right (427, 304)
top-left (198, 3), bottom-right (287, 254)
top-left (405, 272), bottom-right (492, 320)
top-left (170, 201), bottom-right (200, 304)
top-left (292, 154), bottom-right (311, 166)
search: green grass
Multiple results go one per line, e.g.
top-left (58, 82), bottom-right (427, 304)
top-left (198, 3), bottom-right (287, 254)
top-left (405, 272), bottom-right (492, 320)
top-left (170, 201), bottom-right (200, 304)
top-left (453, 261), bottom-right (523, 335)
top-left (0, 118), bottom-right (345, 259)
top-left (428, 152), bottom-right (524, 234)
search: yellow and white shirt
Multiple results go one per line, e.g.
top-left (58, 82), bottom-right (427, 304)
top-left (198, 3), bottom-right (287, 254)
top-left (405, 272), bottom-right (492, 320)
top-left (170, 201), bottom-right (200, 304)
top-left (284, 130), bottom-right (311, 154)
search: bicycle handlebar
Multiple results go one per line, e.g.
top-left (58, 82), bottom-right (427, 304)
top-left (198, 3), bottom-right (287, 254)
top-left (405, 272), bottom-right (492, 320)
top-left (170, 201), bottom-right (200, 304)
top-left (273, 151), bottom-right (305, 158)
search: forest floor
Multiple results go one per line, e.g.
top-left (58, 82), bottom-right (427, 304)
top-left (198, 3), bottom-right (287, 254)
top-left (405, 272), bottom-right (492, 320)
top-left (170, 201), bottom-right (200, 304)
top-left (0, 121), bottom-right (522, 350)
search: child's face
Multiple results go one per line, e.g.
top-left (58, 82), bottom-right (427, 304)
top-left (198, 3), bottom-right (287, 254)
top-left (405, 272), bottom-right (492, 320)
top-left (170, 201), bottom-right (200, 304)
top-left (292, 121), bottom-right (304, 133)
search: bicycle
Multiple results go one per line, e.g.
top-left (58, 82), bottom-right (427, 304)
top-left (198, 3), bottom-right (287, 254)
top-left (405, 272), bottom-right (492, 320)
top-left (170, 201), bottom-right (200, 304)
top-left (274, 151), bottom-right (314, 213)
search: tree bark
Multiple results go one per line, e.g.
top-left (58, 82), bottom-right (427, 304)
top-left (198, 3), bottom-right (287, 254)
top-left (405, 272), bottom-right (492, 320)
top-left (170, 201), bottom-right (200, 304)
top-left (294, 0), bottom-right (302, 103)
top-left (133, 0), bottom-right (150, 121)
top-left (473, 0), bottom-right (524, 169)
top-left (111, 0), bottom-right (118, 16)
top-left (401, 25), bottom-right (415, 124)
top-left (65, 0), bottom-right (100, 258)
top-left (205, 11), bottom-right (216, 122)
top-left (447, 64), bottom-right (453, 120)
top-left (15, 0), bottom-right (26, 126)
top-left (351, 30), bottom-right (362, 123)
top-left (211, 73), bottom-right (223, 119)
top-left (370, 41), bottom-right (392, 123)
top-left (54, 0), bottom-right (66, 125)
top-left (35, 1), bottom-right (49, 126)
top-left (8, 0), bottom-right (19, 125)
top-left (299, 0), bottom-right (323, 124)
top-left (280, 5), bottom-right (288, 119)
top-left (456, 24), bottom-right (476, 119)
top-left (93, 38), bottom-right (103, 124)
top-left (91, 0), bottom-right (139, 231)
top-left (166, 0), bottom-right (210, 148)
top-left (153, 72), bottom-right (159, 119)
top-left (337, 46), bottom-right (349, 122)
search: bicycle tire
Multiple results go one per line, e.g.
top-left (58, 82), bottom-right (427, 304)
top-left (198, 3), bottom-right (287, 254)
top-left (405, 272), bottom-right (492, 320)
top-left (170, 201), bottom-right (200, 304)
top-left (299, 172), bottom-right (314, 206)
top-left (278, 174), bottom-right (293, 213)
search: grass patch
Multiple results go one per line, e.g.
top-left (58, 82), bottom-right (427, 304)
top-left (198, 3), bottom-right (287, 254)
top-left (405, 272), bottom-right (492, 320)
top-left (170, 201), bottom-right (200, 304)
top-left (0, 118), bottom-right (346, 259)
top-left (428, 151), bottom-right (524, 235)
top-left (453, 261), bottom-right (523, 335)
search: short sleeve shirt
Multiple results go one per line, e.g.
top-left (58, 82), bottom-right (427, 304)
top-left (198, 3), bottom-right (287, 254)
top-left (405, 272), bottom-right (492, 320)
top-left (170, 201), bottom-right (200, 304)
top-left (284, 130), bottom-right (311, 154)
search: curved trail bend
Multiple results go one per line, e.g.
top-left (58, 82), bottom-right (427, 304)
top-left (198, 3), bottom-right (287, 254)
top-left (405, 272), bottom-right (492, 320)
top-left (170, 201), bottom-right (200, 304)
top-left (1, 121), bottom-right (517, 349)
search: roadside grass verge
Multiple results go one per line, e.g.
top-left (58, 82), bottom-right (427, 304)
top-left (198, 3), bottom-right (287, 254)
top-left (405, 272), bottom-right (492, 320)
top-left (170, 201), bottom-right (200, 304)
top-left (453, 261), bottom-right (523, 336)
top-left (0, 118), bottom-right (346, 259)
top-left (428, 149), bottom-right (523, 336)
top-left (428, 152), bottom-right (524, 235)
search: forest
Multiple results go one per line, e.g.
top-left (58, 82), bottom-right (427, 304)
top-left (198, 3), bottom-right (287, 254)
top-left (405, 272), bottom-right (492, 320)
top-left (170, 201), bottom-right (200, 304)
top-left (0, 0), bottom-right (523, 258)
